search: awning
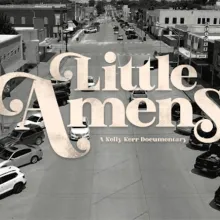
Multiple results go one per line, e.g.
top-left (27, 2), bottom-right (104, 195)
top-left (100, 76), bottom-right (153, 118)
top-left (5, 60), bottom-right (28, 73)
top-left (191, 59), bottom-right (209, 66)
top-left (64, 27), bottom-right (74, 32)
top-left (178, 47), bottom-right (207, 59)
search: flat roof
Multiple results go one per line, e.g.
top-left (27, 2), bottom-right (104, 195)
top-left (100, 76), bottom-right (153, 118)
top-left (15, 27), bottom-right (35, 30)
top-left (0, 35), bottom-right (19, 44)
top-left (0, 4), bottom-right (67, 9)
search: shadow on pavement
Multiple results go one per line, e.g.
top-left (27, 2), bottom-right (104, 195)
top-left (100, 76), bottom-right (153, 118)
top-left (191, 168), bottom-right (217, 179)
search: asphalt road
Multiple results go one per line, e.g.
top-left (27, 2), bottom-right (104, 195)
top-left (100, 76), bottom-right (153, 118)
top-left (1, 16), bottom-right (220, 220)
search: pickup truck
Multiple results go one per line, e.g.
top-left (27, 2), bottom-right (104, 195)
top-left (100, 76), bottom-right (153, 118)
top-left (194, 143), bottom-right (220, 177)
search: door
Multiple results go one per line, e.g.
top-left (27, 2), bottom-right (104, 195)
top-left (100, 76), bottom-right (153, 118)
top-left (11, 149), bottom-right (32, 167)
top-left (21, 130), bottom-right (35, 144)
top-left (0, 172), bottom-right (18, 194)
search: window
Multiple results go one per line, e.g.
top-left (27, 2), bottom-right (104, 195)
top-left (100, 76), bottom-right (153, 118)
top-left (197, 18), bottom-right (201, 24)
top-left (202, 18), bottom-right (206, 24)
top-left (165, 17), bottom-right (169, 24)
top-left (207, 18), bottom-right (210, 23)
top-left (21, 17), bottom-right (26, 24)
top-left (21, 149), bottom-right (32, 154)
top-left (172, 17), bottom-right (177, 24)
top-left (44, 17), bottom-right (48, 25)
top-left (219, 18), bottom-right (220, 24)
top-left (214, 18), bottom-right (217, 24)
top-left (12, 150), bottom-right (25, 158)
top-left (1, 173), bottom-right (17, 184)
top-left (180, 18), bottom-right (184, 24)
top-left (10, 16), bottom-right (14, 24)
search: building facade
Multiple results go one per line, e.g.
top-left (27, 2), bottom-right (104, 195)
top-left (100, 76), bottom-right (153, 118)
top-left (0, 35), bottom-right (27, 95)
top-left (0, 4), bottom-right (70, 38)
top-left (15, 27), bottom-right (48, 63)
top-left (147, 9), bottom-right (220, 37)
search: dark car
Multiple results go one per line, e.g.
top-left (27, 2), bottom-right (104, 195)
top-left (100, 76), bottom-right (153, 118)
top-left (53, 84), bottom-right (70, 95)
top-left (0, 124), bottom-right (45, 148)
top-left (143, 58), bottom-right (158, 70)
top-left (214, 186), bottom-right (220, 207)
top-left (125, 30), bottom-right (135, 35)
top-left (113, 26), bottom-right (119, 31)
top-left (172, 101), bottom-right (202, 122)
top-left (189, 122), bottom-right (217, 150)
top-left (194, 143), bottom-right (220, 177)
top-left (33, 90), bottom-right (69, 108)
top-left (127, 34), bottom-right (138, 39)
top-left (175, 114), bottom-right (204, 136)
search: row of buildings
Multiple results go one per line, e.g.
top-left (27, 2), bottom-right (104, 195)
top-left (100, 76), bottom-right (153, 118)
top-left (122, 7), bottom-right (220, 87)
top-left (0, 3), bottom-right (97, 38)
top-left (0, 3), bottom-right (97, 95)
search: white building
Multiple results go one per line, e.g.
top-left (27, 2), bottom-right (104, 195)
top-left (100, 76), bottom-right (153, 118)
top-left (147, 9), bottom-right (220, 37)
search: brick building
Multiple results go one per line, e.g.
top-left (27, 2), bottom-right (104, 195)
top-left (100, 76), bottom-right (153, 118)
top-left (0, 4), bottom-right (70, 38)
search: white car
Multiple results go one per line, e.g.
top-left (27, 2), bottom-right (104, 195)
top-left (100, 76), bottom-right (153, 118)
top-left (70, 117), bottom-right (90, 141)
top-left (88, 76), bottom-right (95, 88)
top-left (16, 113), bottom-right (44, 129)
top-left (117, 34), bottom-right (123, 40)
top-left (114, 30), bottom-right (119, 34)
top-left (0, 166), bottom-right (26, 195)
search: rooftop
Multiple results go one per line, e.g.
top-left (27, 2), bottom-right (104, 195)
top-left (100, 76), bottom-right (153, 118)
top-left (15, 27), bottom-right (34, 30)
top-left (0, 4), bottom-right (67, 9)
top-left (0, 35), bottom-right (19, 44)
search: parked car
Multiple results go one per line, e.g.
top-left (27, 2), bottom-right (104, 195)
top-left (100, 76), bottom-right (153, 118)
top-left (130, 88), bottom-right (148, 102)
top-left (88, 76), bottom-right (95, 88)
top-left (51, 78), bottom-right (71, 88)
top-left (143, 58), bottom-right (158, 70)
top-left (70, 117), bottom-right (90, 141)
top-left (127, 33), bottom-right (138, 39)
top-left (117, 34), bottom-right (123, 40)
top-left (0, 124), bottom-right (45, 148)
top-left (194, 143), bottom-right (220, 177)
top-left (84, 27), bottom-right (97, 33)
top-left (33, 90), bottom-right (69, 108)
top-left (53, 83), bottom-right (70, 95)
top-left (175, 114), bottom-right (204, 135)
top-left (114, 30), bottom-right (119, 34)
top-left (138, 101), bottom-right (147, 112)
top-left (0, 145), bottom-right (43, 168)
top-left (189, 122), bottom-right (217, 150)
top-left (0, 166), bottom-right (26, 195)
top-left (16, 113), bottom-right (44, 129)
top-left (214, 186), bottom-right (220, 207)
top-left (125, 30), bottom-right (135, 35)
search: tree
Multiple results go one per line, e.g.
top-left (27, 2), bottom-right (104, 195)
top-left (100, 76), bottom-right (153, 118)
top-left (89, 0), bottom-right (95, 7)
top-left (0, 13), bottom-right (17, 35)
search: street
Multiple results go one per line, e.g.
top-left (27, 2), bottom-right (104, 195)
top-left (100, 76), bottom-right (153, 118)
top-left (1, 16), bottom-right (220, 220)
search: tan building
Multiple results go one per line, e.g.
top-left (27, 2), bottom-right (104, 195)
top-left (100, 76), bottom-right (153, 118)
top-left (0, 35), bottom-right (27, 95)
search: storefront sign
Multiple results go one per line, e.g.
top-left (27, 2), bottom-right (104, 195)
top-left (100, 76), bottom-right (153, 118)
top-left (203, 22), bottom-right (209, 53)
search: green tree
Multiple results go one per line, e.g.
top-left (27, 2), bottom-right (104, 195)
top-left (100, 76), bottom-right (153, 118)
top-left (89, 0), bottom-right (95, 7)
top-left (0, 13), bottom-right (17, 35)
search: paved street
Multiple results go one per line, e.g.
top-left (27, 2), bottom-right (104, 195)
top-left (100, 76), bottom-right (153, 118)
top-left (1, 15), bottom-right (220, 220)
